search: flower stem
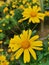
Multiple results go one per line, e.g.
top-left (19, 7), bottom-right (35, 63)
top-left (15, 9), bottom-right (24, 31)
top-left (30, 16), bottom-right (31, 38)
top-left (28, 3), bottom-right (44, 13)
top-left (39, 0), bottom-right (44, 32)
top-left (32, 24), bottom-right (38, 31)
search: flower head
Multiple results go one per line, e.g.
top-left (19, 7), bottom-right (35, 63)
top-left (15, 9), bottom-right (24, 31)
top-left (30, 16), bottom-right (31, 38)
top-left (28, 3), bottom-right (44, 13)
top-left (10, 10), bottom-right (14, 16)
top-left (0, 55), bottom-right (9, 65)
top-left (0, 1), bottom-right (5, 7)
top-left (0, 30), bottom-right (3, 32)
top-left (3, 7), bottom-right (8, 13)
top-left (9, 30), bottom-right (43, 63)
top-left (18, 6), bottom-right (45, 23)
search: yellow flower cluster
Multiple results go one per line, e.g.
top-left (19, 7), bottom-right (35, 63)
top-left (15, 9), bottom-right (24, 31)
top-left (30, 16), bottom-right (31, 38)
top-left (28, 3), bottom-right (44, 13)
top-left (0, 0), bottom-right (49, 64)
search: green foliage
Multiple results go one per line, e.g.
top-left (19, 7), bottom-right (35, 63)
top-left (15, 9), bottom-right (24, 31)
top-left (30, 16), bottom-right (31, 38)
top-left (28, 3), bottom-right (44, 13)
top-left (0, 33), bottom-right (6, 40)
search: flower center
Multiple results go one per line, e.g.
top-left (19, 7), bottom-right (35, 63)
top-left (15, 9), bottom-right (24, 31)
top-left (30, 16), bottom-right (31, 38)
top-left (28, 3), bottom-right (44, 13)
top-left (21, 40), bottom-right (30, 49)
top-left (30, 11), bottom-right (37, 17)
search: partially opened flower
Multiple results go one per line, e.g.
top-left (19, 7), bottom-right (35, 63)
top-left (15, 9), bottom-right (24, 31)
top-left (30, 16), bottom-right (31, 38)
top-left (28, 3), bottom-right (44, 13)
top-left (9, 30), bottom-right (43, 63)
top-left (0, 55), bottom-right (9, 65)
top-left (18, 6), bottom-right (45, 23)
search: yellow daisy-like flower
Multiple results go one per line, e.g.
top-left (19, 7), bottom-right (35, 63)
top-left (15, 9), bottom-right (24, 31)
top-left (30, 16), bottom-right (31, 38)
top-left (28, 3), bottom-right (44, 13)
top-left (0, 1), bottom-right (5, 7)
top-left (2, 23), bottom-right (6, 26)
top-left (9, 30), bottom-right (43, 63)
top-left (0, 55), bottom-right (9, 65)
top-left (12, 5), bottom-right (16, 8)
top-left (5, 14), bottom-right (10, 19)
top-left (10, 10), bottom-right (14, 16)
top-left (18, 6), bottom-right (45, 23)
top-left (19, 5), bottom-right (25, 9)
top-left (3, 7), bottom-right (8, 13)
top-left (0, 30), bottom-right (3, 32)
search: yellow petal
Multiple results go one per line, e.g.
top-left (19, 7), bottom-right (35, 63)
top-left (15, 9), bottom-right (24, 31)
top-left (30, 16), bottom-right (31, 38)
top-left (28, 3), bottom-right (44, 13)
top-left (31, 18), bottom-right (36, 23)
top-left (18, 17), bottom-right (29, 23)
top-left (29, 47), bottom-right (37, 60)
top-left (37, 7), bottom-right (41, 12)
top-left (11, 44), bottom-right (20, 52)
top-left (32, 47), bottom-right (43, 50)
top-left (31, 41), bottom-right (43, 47)
top-left (30, 35), bottom-right (39, 42)
top-left (33, 5), bottom-right (37, 11)
top-left (34, 17), bottom-right (40, 23)
top-left (20, 30), bottom-right (28, 40)
top-left (14, 35), bottom-right (21, 44)
top-left (15, 48), bottom-right (23, 59)
top-left (28, 30), bottom-right (32, 39)
top-left (38, 13), bottom-right (45, 20)
top-left (24, 49), bottom-right (30, 63)
top-left (29, 18), bottom-right (32, 23)
top-left (9, 38), bottom-right (21, 52)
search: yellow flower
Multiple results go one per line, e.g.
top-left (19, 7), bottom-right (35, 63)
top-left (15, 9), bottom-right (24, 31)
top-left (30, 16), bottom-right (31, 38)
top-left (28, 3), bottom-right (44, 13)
top-left (22, 0), bottom-right (27, 4)
top-left (0, 41), bottom-right (3, 44)
top-left (10, 10), bottom-right (14, 16)
top-left (9, 30), bottom-right (43, 63)
top-left (18, 6), bottom-right (45, 23)
top-left (2, 23), bottom-right (6, 26)
top-left (32, 0), bottom-right (37, 3)
top-left (0, 30), bottom-right (3, 32)
top-left (5, 14), bottom-right (10, 19)
top-left (12, 5), bottom-right (16, 8)
top-left (45, 11), bottom-right (49, 16)
top-left (32, 0), bottom-right (40, 5)
top-left (0, 55), bottom-right (6, 61)
top-left (6, 0), bottom-right (11, 4)
top-left (19, 5), bottom-right (24, 9)
top-left (0, 49), bottom-right (3, 52)
top-left (0, 1), bottom-right (5, 7)
top-left (0, 55), bottom-right (9, 65)
top-left (3, 7), bottom-right (8, 13)
top-left (8, 49), bottom-right (12, 53)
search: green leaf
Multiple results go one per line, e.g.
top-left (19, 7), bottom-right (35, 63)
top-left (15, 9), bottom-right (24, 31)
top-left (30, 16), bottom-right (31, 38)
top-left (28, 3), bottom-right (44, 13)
top-left (32, 30), bottom-right (37, 36)
top-left (0, 33), bottom-right (6, 40)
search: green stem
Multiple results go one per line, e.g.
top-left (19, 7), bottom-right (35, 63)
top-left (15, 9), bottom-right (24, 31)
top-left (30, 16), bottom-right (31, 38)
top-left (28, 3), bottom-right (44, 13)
top-left (48, 0), bottom-right (49, 6)
top-left (39, 0), bottom-right (44, 32)
top-left (32, 24), bottom-right (38, 31)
